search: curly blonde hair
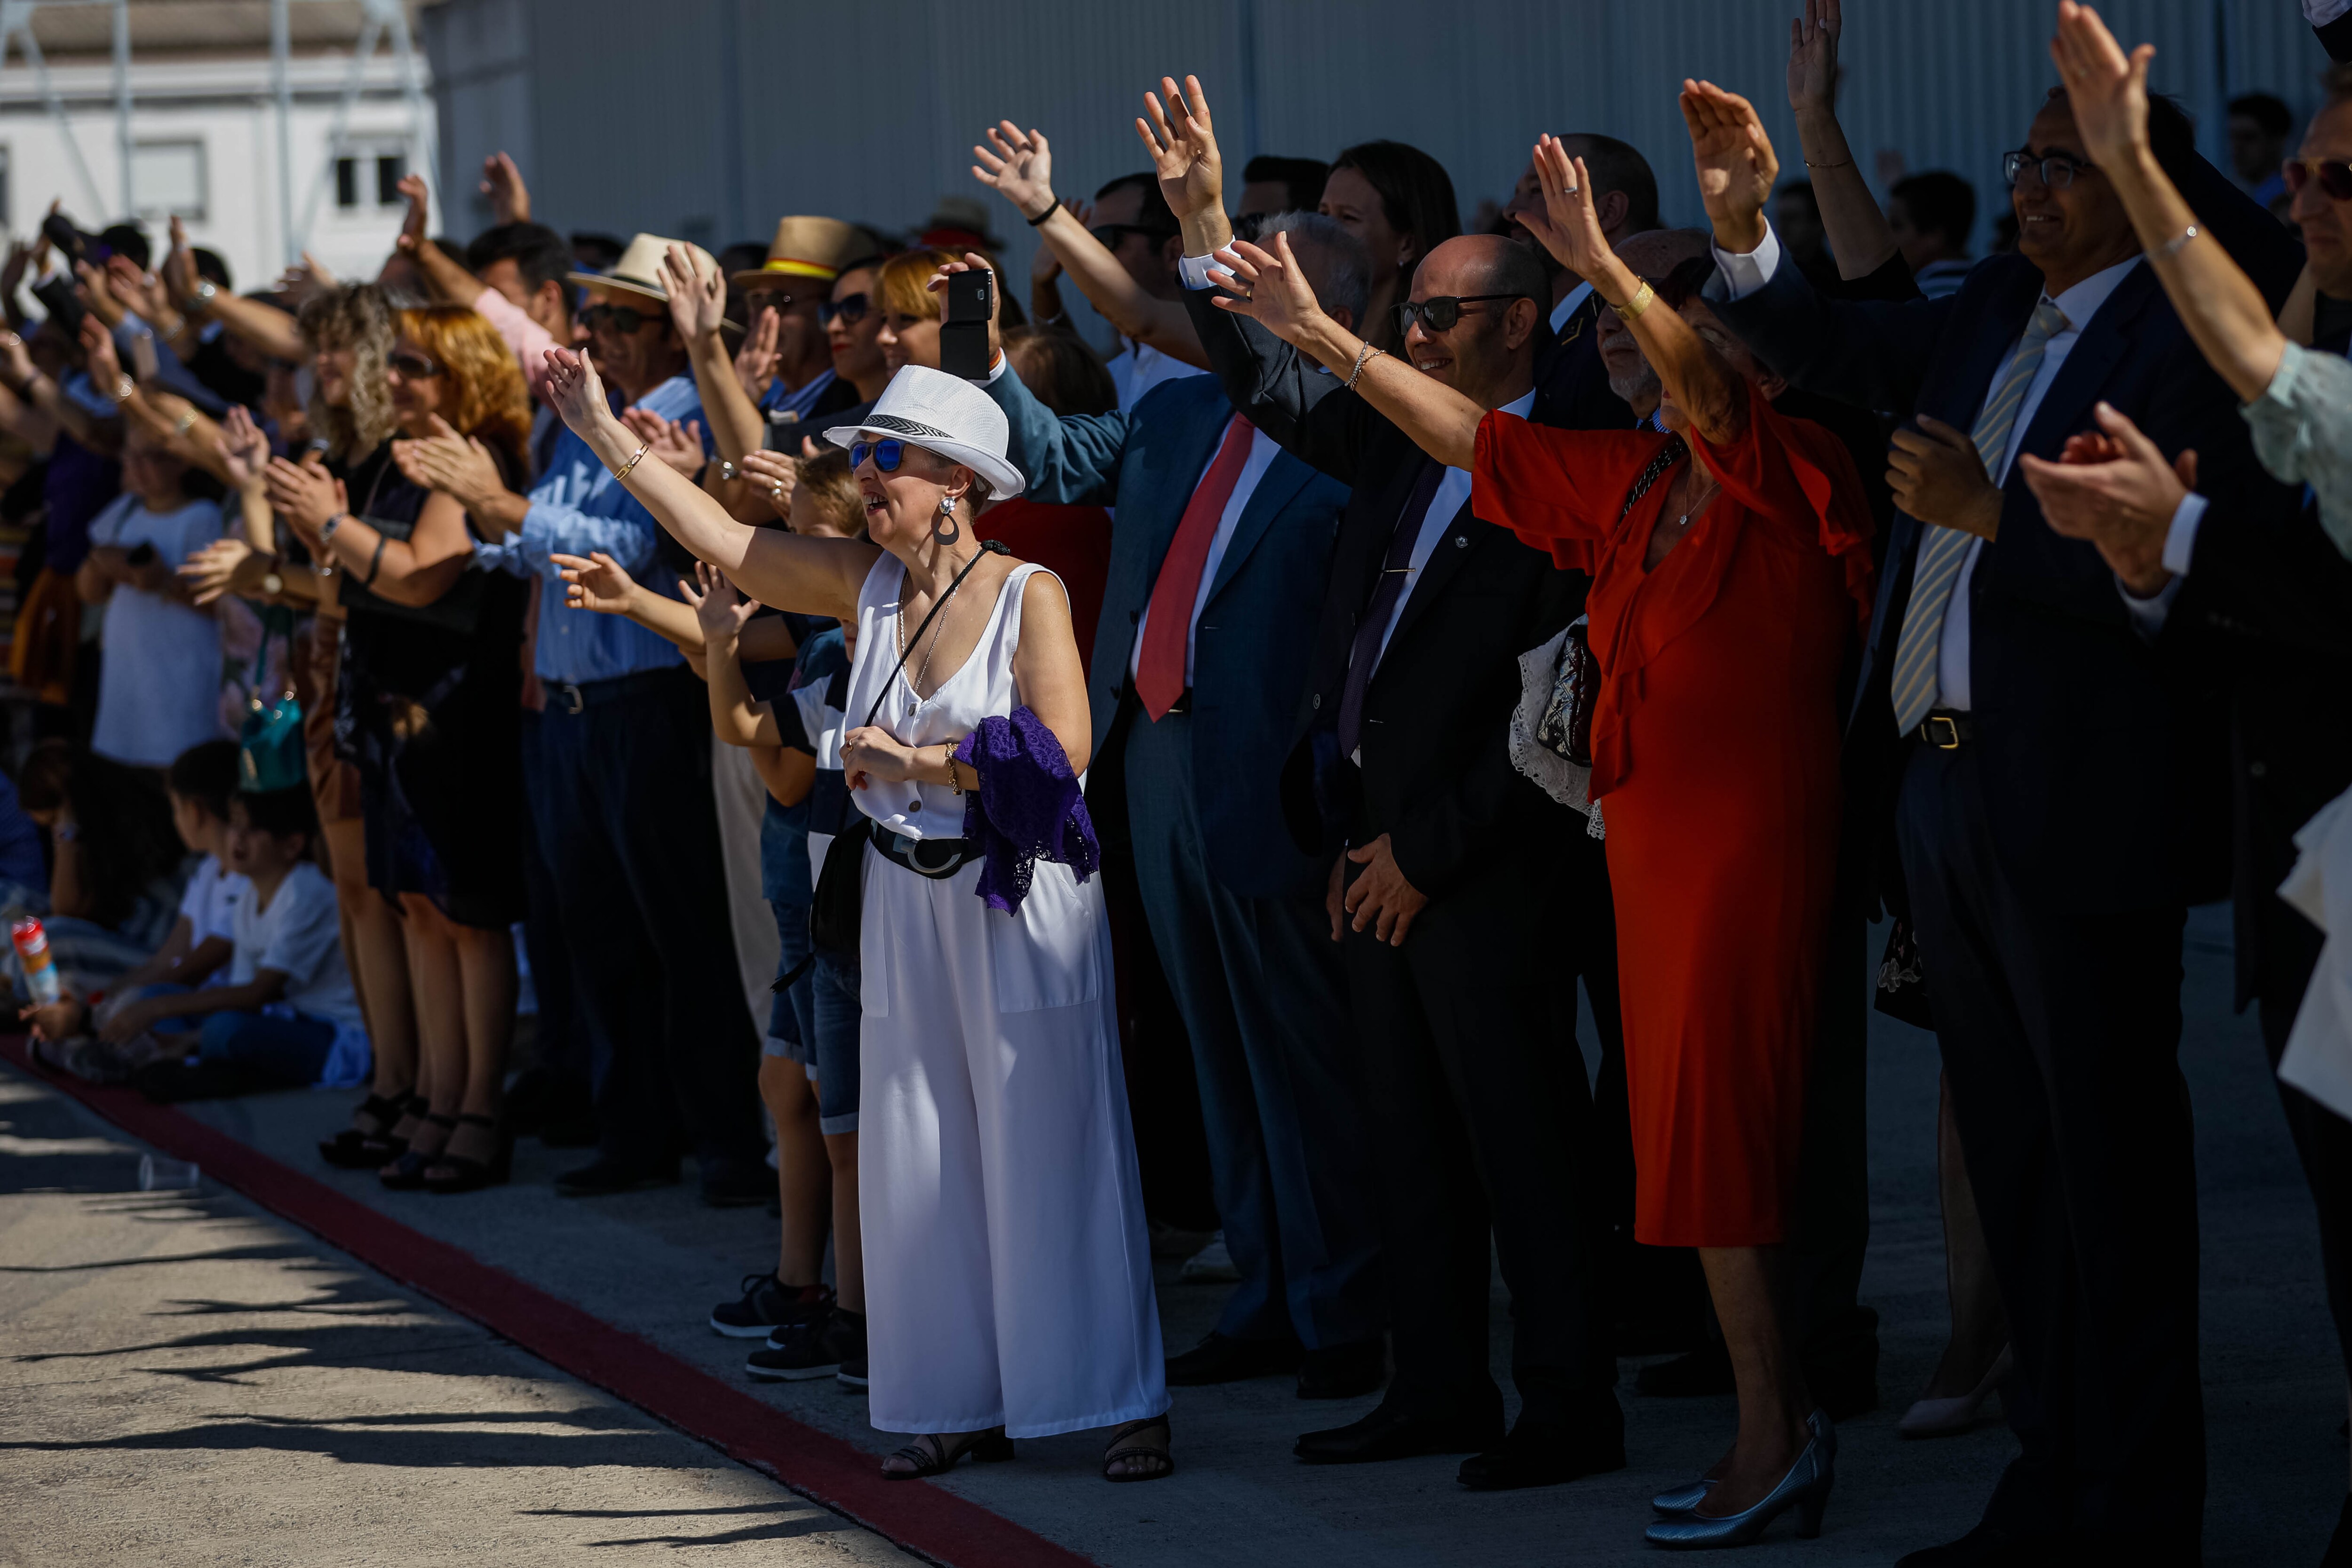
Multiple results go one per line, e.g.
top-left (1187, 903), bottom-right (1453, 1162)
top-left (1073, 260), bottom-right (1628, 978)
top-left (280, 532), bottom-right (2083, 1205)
top-left (396, 303), bottom-right (533, 475)
top-left (298, 284), bottom-right (398, 461)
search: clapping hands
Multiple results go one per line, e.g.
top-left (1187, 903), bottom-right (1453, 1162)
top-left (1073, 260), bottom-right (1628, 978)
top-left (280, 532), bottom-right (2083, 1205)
top-left (392, 413), bottom-right (508, 511)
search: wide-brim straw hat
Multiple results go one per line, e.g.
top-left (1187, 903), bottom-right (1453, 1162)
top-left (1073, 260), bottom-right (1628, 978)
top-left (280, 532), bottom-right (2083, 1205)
top-left (731, 215), bottom-right (864, 291)
top-left (565, 232), bottom-right (714, 303)
top-left (825, 365), bottom-right (1025, 500)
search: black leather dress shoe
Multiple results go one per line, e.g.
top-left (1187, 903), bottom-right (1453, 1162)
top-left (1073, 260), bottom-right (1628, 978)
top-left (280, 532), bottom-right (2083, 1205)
top-left (1456, 1414), bottom-right (1628, 1491)
top-left (1164, 1332), bottom-right (1302, 1386)
top-left (1294, 1403), bottom-right (1500, 1465)
top-left (554, 1155), bottom-right (680, 1197)
top-left (1297, 1340), bottom-right (1386, 1399)
top-left (1893, 1523), bottom-right (2062, 1567)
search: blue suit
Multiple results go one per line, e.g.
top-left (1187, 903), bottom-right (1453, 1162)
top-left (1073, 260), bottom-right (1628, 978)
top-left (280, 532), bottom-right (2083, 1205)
top-left (984, 365), bottom-right (1383, 1354)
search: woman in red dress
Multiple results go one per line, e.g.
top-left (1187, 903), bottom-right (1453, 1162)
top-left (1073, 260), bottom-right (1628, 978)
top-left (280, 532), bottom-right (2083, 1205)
top-left (1208, 110), bottom-right (1872, 1548)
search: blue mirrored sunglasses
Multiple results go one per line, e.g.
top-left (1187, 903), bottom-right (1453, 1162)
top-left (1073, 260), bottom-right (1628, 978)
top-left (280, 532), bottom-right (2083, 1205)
top-left (849, 438), bottom-right (906, 473)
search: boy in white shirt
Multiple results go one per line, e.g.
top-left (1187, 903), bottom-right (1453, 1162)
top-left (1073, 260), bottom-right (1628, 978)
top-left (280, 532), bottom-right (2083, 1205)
top-left (133, 785), bottom-right (370, 1103)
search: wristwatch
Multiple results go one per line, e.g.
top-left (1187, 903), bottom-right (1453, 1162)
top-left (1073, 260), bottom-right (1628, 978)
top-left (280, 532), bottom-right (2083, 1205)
top-left (183, 279), bottom-right (217, 311)
top-left (260, 553), bottom-right (286, 597)
top-left (319, 512), bottom-right (345, 545)
top-left (715, 459), bottom-right (739, 484)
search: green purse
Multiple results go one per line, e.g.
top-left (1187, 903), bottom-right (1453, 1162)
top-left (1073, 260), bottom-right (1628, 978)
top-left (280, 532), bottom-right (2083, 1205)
top-left (238, 605), bottom-right (307, 793)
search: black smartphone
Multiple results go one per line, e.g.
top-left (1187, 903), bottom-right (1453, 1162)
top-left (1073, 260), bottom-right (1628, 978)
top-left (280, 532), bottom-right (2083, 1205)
top-left (939, 269), bottom-right (993, 380)
top-left (30, 274), bottom-right (83, 339)
top-left (124, 542), bottom-right (156, 568)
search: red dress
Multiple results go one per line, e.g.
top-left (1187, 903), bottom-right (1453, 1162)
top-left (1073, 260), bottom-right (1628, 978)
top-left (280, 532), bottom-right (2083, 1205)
top-left (976, 498), bottom-right (1112, 681)
top-left (1472, 385), bottom-right (1874, 1247)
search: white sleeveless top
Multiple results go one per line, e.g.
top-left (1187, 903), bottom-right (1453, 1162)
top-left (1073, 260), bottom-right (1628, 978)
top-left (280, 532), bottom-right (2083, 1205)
top-left (843, 554), bottom-right (1060, 842)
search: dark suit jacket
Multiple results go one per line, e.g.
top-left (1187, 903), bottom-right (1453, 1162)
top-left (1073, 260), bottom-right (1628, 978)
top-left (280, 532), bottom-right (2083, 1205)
top-left (1531, 288), bottom-right (1633, 433)
top-left (981, 367), bottom-right (1351, 900)
top-left (1181, 289), bottom-right (1586, 902)
top-left (1714, 252), bottom-right (2288, 913)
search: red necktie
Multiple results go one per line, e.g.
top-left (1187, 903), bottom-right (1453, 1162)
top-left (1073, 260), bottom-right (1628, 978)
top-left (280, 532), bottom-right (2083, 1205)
top-left (1135, 414), bottom-right (1255, 720)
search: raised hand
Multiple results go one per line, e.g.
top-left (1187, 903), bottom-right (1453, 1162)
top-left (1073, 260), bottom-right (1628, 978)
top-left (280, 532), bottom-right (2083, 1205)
top-left (0, 329), bottom-right (34, 389)
top-left (178, 537), bottom-right (262, 606)
top-left (924, 252), bottom-right (1003, 366)
top-left (551, 550), bottom-right (641, 615)
top-left (1208, 231), bottom-right (1335, 351)
top-left (395, 172), bottom-right (432, 255)
top-left (1518, 138), bottom-right (1627, 291)
top-left (2050, 1), bottom-right (2152, 170)
top-left (973, 121), bottom-right (1058, 222)
top-left (274, 251), bottom-right (335, 308)
top-left (1787, 0), bottom-right (1842, 118)
top-left (660, 243), bottom-right (727, 344)
top-left (739, 446), bottom-right (806, 524)
top-left (1681, 80), bottom-right (1780, 253)
top-left (79, 313), bottom-right (124, 393)
top-left (1136, 74), bottom-right (1224, 223)
top-left (162, 216), bottom-right (199, 306)
top-left (75, 261), bottom-right (125, 329)
top-left (620, 407), bottom-right (705, 475)
top-left (480, 151), bottom-right (531, 225)
top-left (215, 404), bottom-right (270, 488)
top-left (104, 254), bottom-right (170, 324)
top-left (681, 559), bottom-right (757, 644)
top-left (543, 345), bottom-right (620, 445)
top-left (734, 305), bottom-right (780, 402)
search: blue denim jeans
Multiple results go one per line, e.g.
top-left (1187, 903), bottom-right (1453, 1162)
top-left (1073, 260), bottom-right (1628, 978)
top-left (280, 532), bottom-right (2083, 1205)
top-left (196, 1010), bottom-right (337, 1088)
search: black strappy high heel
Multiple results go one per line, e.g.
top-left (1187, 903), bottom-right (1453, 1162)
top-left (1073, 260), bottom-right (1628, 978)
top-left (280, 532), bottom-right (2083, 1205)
top-left (880, 1428), bottom-right (1014, 1480)
top-left (1102, 1415), bottom-right (1174, 1482)
top-left (422, 1113), bottom-right (513, 1194)
top-left (318, 1090), bottom-right (417, 1169)
top-left (378, 1112), bottom-right (457, 1191)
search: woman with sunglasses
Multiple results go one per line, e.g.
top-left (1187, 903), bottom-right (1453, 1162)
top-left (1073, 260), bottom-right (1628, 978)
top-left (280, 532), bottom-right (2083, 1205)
top-left (266, 303), bottom-right (535, 1194)
top-left (539, 341), bottom-right (1172, 1486)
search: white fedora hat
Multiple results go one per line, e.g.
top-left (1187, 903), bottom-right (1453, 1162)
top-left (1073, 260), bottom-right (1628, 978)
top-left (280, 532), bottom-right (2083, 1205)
top-left (825, 365), bottom-right (1025, 499)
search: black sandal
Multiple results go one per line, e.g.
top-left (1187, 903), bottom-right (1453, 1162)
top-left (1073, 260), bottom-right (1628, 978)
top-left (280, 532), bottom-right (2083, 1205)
top-left (378, 1112), bottom-right (456, 1191)
top-left (318, 1090), bottom-right (416, 1169)
top-left (422, 1113), bottom-right (512, 1194)
top-left (1102, 1415), bottom-right (1173, 1482)
top-left (880, 1427), bottom-right (1014, 1480)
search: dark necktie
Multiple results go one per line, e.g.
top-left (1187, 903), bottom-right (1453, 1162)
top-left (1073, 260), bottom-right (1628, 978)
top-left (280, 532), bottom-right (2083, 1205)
top-left (1337, 460), bottom-right (1448, 758)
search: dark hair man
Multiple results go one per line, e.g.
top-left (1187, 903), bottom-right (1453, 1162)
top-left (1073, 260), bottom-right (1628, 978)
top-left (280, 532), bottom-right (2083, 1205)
top-left (2228, 90), bottom-right (2295, 213)
top-left (1888, 171), bottom-right (1979, 298)
top-left (1240, 155), bottom-right (1330, 218)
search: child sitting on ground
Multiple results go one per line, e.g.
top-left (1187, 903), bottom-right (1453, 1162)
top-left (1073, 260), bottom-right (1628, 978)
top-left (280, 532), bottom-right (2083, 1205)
top-left (24, 740), bottom-right (248, 1084)
top-left (134, 785), bottom-right (372, 1103)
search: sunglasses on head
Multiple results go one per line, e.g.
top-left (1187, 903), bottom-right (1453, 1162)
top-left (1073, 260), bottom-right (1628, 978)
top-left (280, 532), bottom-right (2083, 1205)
top-left (580, 302), bottom-right (658, 334)
top-left (849, 438), bottom-right (908, 473)
top-left (2285, 157), bottom-right (2352, 201)
top-left (819, 293), bottom-right (870, 327)
top-left (1395, 293), bottom-right (1530, 334)
top-left (387, 350), bottom-right (443, 380)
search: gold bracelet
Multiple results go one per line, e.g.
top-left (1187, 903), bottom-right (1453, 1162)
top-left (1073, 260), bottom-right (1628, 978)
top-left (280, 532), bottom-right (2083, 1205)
top-left (609, 440), bottom-right (652, 483)
top-left (943, 748), bottom-right (963, 794)
top-left (1609, 281), bottom-right (1655, 322)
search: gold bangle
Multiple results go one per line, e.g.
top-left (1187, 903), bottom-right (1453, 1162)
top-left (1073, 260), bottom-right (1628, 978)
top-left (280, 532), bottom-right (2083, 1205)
top-left (609, 440), bottom-right (652, 483)
top-left (1608, 281), bottom-right (1655, 322)
top-left (943, 748), bottom-right (963, 794)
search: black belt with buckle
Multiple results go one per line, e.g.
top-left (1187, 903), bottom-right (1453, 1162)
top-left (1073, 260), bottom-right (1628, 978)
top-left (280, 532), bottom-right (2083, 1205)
top-left (1916, 710), bottom-right (1976, 750)
top-left (872, 830), bottom-right (980, 880)
top-left (545, 666), bottom-right (684, 716)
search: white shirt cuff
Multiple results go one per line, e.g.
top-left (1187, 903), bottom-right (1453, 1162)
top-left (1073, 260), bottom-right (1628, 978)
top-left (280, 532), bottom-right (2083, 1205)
top-left (983, 350), bottom-right (1009, 384)
top-left (1177, 253), bottom-right (1235, 292)
top-left (2117, 565), bottom-right (2185, 637)
top-left (1709, 223), bottom-right (1782, 301)
top-left (2160, 492), bottom-right (2207, 578)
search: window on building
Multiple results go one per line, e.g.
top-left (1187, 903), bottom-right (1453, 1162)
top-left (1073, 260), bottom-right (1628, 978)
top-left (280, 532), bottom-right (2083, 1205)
top-left (333, 147), bottom-right (407, 212)
top-left (335, 156), bottom-right (358, 209)
top-left (0, 148), bottom-right (10, 232)
top-left (130, 141), bottom-right (206, 223)
top-left (375, 153), bottom-right (404, 206)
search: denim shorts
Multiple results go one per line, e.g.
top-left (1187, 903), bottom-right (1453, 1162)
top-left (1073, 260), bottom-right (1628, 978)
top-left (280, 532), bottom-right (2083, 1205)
top-left (763, 896), bottom-right (815, 1064)
top-left (808, 950), bottom-right (859, 1135)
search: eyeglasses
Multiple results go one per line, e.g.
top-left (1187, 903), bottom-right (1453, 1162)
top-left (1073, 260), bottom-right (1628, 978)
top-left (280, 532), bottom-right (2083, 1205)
top-left (580, 302), bottom-right (658, 334)
top-left (819, 293), bottom-right (870, 327)
top-left (849, 438), bottom-right (908, 473)
top-left (1395, 294), bottom-right (1531, 335)
top-left (2284, 157), bottom-right (2352, 201)
top-left (386, 350), bottom-right (443, 380)
top-left (1089, 223), bottom-right (1175, 252)
top-left (2003, 149), bottom-right (2100, 190)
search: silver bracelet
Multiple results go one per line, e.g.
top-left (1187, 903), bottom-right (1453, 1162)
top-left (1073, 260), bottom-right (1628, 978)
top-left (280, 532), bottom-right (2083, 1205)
top-left (1343, 342), bottom-right (1385, 390)
top-left (2153, 224), bottom-right (2199, 261)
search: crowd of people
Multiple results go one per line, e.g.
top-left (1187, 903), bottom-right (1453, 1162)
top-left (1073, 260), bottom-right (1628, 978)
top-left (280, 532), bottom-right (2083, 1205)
top-left (1, 0), bottom-right (2350, 1558)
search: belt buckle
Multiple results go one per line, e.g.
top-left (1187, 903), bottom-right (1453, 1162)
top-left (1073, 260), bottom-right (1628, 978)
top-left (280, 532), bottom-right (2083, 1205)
top-left (1923, 714), bottom-right (1961, 750)
top-left (908, 837), bottom-right (960, 876)
top-left (559, 683), bottom-right (585, 716)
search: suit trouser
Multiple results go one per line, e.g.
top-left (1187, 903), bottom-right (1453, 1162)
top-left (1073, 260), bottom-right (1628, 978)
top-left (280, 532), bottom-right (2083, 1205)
top-left (2254, 896), bottom-right (2352, 1377)
top-left (520, 667), bottom-right (763, 1169)
top-left (1897, 741), bottom-right (2202, 1547)
top-left (1122, 710), bottom-right (1383, 1350)
top-left (1342, 848), bottom-right (1616, 1433)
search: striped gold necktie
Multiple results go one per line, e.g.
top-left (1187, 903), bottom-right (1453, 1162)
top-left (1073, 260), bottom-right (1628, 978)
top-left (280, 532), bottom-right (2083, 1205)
top-left (1887, 298), bottom-right (2071, 735)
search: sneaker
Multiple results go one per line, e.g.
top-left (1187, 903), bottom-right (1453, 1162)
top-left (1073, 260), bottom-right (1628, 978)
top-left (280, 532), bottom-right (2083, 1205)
top-left (1179, 1232), bottom-right (1241, 1283)
top-left (746, 1307), bottom-right (865, 1382)
top-left (709, 1273), bottom-right (832, 1339)
top-left (835, 1353), bottom-right (868, 1389)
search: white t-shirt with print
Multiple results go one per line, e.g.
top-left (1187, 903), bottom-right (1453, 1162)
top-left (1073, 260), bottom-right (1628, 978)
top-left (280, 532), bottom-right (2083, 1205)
top-left (230, 860), bottom-right (369, 1087)
top-left (87, 494), bottom-right (228, 768)
top-left (175, 853), bottom-right (247, 983)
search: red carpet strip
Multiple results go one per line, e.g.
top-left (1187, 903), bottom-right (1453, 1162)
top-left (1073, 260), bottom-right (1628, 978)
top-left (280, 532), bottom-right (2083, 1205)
top-left (0, 1036), bottom-right (1097, 1568)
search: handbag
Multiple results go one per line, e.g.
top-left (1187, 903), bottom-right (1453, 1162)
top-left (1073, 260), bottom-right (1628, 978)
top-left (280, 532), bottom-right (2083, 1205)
top-left (1534, 619), bottom-right (1599, 768)
top-left (238, 605), bottom-right (307, 792)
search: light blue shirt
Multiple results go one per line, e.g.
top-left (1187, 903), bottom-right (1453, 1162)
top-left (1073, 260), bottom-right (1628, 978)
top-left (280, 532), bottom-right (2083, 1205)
top-left (473, 374), bottom-right (710, 685)
top-left (761, 366), bottom-right (839, 423)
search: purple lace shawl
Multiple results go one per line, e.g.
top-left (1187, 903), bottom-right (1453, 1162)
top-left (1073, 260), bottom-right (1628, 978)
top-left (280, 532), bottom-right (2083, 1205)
top-left (952, 707), bottom-right (1099, 915)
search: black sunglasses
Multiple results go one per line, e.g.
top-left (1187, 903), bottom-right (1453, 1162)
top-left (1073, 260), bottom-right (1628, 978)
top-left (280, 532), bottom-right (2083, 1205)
top-left (387, 350), bottom-right (443, 380)
top-left (1395, 293), bottom-right (1531, 334)
top-left (849, 438), bottom-right (907, 472)
top-left (2285, 157), bottom-right (2352, 201)
top-left (581, 302), bottom-right (659, 334)
top-left (819, 293), bottom-right (870, 327)
top-left (2003, 149), bottom-right (2100, 190)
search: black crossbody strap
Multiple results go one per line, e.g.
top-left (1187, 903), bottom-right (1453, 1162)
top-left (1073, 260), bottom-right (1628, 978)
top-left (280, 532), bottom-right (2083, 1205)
top-left (860, 539), bottom-right (1010, 729)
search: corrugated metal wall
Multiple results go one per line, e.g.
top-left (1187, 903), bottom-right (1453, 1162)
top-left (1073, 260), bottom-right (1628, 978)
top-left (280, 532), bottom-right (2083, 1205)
top-left (425, 0), bottom-right (2336, 342)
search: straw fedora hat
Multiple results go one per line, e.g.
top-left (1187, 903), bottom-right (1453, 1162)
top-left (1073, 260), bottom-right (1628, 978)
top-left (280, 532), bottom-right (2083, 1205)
top-left (731, 216), bottom-right (866, 291)
top-left (825, 365), bottom-right (1025, 500)
top-left (564, 232), bottom-right (715, 304)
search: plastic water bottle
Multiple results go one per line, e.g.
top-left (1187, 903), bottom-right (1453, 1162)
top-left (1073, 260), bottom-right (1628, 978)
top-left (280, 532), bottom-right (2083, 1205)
top-left (12, 917), bottom-right (61, 1007)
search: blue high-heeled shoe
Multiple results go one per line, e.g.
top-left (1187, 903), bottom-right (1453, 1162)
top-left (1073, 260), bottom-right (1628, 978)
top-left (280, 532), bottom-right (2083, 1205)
top-left (1644, 1411), bottom-right (1835, 1549)
top-left (1652, 1476), bottom-right (1713, 1515)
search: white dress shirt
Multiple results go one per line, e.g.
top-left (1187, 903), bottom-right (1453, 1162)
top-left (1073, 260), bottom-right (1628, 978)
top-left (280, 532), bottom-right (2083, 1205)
top-left (1108, 339), bottom-right (1209, 413)
top-left (1128, 424), bottom-right (1284, 685)
top-left (1713, 227), bottom-right (2196, 704)
top-left (1550, 280), bottom-right (1596, 337)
